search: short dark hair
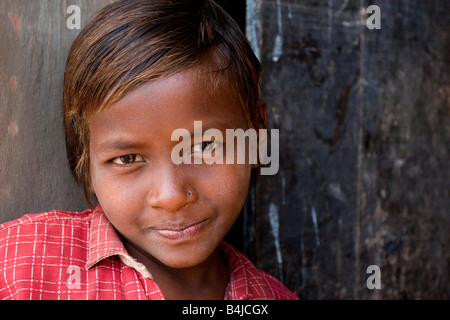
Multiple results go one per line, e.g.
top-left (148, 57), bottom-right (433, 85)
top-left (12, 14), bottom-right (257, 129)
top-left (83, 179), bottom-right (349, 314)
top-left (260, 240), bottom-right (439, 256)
top-left (63, 0), bottom-right (262, 206)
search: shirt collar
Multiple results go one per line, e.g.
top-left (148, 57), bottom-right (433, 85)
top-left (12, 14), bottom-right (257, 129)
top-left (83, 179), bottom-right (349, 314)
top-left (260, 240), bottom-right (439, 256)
top-left (85, 206), bottom-right (153, 279)
top-left (221, 242), bottom-right (252, 300)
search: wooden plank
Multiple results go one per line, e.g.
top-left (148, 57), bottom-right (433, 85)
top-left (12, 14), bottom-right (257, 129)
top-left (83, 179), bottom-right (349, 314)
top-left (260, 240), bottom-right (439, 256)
top-left (246, 0), bottom-right (450, 299)
top-left (0, 0), bottom-right (115, 222)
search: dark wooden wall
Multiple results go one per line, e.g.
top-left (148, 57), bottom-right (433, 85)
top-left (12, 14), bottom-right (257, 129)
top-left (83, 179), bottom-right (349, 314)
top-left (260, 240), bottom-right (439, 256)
top-left (1, 0), bottom-right (448, 300)
top-left (245, 0), bottom-right (449, 299)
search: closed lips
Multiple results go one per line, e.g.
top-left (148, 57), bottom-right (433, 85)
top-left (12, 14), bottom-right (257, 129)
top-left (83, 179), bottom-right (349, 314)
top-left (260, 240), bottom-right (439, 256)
top-left (151, 220), bottom-right (208, 241)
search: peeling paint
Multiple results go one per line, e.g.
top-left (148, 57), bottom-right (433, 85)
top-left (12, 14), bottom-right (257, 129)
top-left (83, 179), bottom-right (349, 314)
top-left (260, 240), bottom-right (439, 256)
top-left (328, 0), bottom-right (333, 46)
top-left (310, 206), bottom-right (320, 246)
top-left (9, 76), bottom-right (17, 90)
top-left (246, 0), bottom-right (261, 60)
top-left (8, 122), bottom-right (18, 136)
top-left (269, 202), bottom-right (283, 282)
top-left (8, 12), bottom-right (20, 34)
top-left (271, 0), bottom-right (283, 62)
top-left (328, 182), bottom-right (347, 202)
top-left (334, 0), bottom-right (348, 16)
top-left (342, 20), bottom-right (365, 27)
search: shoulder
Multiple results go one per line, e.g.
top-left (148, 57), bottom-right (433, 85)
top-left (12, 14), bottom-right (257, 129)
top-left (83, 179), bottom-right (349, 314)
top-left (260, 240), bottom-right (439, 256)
top-left (0, 209), bottom-right (93, 239)
top-left (0, 209), bottom-right (93, 228)
top-left (0, 209), bottom-right (94, 258)
top-left (221, 242), bottom-right (299, 300)
top-left (0, 209), bottom-right (94, 299)
top-left (0, 209), bottom-right (94, 253)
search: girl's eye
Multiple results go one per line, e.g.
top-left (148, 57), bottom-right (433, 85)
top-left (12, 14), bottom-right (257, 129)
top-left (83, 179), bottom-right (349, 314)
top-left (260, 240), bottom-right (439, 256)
top-left (111, 154), bottom-right (144, 165)
top-left (192, 141), bottom-right (218, 153)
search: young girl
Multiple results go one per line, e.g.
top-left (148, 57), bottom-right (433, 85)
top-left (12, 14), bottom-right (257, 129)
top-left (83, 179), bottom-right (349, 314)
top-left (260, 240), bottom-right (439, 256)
top-left (0, 0), bottom-right (297, 300)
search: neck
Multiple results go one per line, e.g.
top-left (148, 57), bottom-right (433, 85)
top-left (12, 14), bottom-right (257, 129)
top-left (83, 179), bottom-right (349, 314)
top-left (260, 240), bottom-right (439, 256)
top-left (123, 241), bottom-right (229, 300)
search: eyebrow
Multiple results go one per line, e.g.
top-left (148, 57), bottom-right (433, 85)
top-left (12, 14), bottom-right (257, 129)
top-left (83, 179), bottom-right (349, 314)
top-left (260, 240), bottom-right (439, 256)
top-left (96, 139), bottom-right (146, 153)
top-left (194, 119), bottom-right (246, 132)
top-left (96, 120), bottom-right (245, 152)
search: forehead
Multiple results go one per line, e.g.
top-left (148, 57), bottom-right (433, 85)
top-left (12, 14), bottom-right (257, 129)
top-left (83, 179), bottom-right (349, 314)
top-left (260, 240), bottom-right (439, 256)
top-left (97, 49), bottom-right (237, 115)
top-left (89, 67), bottom-right (248, 148)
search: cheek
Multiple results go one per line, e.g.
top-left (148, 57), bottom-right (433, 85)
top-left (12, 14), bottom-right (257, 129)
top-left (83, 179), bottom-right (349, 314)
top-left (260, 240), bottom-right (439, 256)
top-left (90, 166), bottom-right (145, 229)
top-left (205, 164), bottom-right (252, 216)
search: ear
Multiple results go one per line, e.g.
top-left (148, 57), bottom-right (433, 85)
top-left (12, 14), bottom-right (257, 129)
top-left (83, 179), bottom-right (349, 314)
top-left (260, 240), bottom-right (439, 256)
top-left (252, 99), bottom-right (269, 169)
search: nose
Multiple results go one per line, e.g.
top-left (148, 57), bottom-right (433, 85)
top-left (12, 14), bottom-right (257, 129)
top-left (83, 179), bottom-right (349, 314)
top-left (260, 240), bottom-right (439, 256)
top-left (147, 164), bottom-right (197, 212)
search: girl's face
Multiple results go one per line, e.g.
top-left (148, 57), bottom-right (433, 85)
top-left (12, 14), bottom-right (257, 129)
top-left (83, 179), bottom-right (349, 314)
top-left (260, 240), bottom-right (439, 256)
top-left (89, 67), bottom-right (253, 269)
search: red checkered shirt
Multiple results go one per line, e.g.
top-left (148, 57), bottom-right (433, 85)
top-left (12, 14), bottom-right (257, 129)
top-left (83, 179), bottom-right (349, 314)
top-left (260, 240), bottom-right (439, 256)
top-left (0, 207), bottom-right (298, 300)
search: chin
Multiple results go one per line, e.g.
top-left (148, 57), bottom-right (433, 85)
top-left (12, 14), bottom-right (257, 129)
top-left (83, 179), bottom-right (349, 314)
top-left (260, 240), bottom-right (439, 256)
top-left (152, 242), bottom-right (218, 269)
top-left (155, 252), bottom-right (208, 269)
